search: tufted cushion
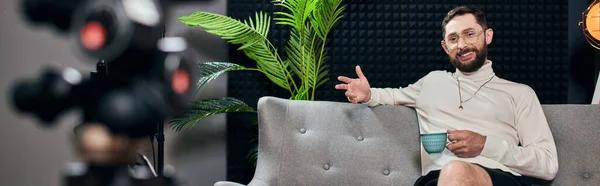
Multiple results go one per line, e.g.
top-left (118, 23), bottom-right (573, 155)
top-left (250, 96), bottom-right (422, 186)
top-left (245, 96), bottom-right (600, 186)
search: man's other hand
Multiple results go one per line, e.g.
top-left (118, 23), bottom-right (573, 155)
top-left (446, 129), bottom-right (487, 158)
top-left (335, 65), bottom-right (371, 104)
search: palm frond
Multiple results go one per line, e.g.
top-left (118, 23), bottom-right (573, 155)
top-left (285, 25), bottom-right (318, 85)
top-left (178, 11), bottom-right (293, 92)
top-left (274, 0), bottom-right (318, 31)
top-left (247, 144), bottom-right (258, 166)
top-left (310, 0), bottom-right (345, 99)
top-left (311, 0), bottom-right (345, 40)
top-left (313, 56), bottom-right (329, 89)
top-left (170, 97), bottom-right (256, 131)
top-left (196, 62), bottom-right (247, 94)
top-left (178, 11), bottom-right (270, 47)
top-left (275, 0), bottom-right (316, 91)
top-left (316, 68), bottom-right (329, 88)
top-left (291, 87), bottom-right (310, 100)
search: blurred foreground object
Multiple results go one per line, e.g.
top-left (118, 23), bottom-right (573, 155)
top-left (10, 0), bottom-right (197, 185)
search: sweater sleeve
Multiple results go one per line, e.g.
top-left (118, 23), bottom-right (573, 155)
top-left (363, 75), bottom-right (426, 107)
top-left (479, 91), bottom-right (559, 180)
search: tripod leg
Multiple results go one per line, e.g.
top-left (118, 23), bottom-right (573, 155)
top-left (155, 121), bottom-right (165, 176)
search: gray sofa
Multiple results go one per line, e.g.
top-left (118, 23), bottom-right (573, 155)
top-left (216, 96), bottom-right (600, 186)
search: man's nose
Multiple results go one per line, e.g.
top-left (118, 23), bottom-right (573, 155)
top-left (456, 37), bottom-right (468, 49)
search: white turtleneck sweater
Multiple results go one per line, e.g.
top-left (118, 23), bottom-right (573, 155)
top-left (364, 61), bottom-right (558, 180)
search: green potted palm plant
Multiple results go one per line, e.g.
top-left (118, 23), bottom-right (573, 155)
top-left (169, 0), bottom-right (345, 165)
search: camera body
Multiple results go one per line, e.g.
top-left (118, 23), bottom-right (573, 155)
top-left (12, 0), bottom-right (195, 138)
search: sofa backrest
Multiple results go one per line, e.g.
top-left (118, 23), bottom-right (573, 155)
top-left (541, 105), bottom-right (600, 185)
top-left (249, 96), bottom-right (600, 186)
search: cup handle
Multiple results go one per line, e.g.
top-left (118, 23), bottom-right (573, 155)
top-left (445, 133), bottom-right (455, 147)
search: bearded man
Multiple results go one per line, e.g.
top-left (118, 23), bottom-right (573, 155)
top-left (335, 6), bottom-right (559, 186)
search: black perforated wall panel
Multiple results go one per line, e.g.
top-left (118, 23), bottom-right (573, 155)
top-left (226, 0), bottom-right (568, 183)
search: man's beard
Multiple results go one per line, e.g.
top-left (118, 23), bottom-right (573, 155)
top-left (449, 43), bottom-right (488, 73)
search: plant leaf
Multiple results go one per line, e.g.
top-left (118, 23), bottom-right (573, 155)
top-left (274, 0), bottom-right (318, 31)
top-left (285, 22), bottom-right (320, 93)
top-left (196, 62), bottom-right (247, 94)
top-left (314, 62), bottom-right (328, 89)
top-left (169, 98), bottom-right (256, 131)
top-left (247, 143), bottom-right (258, 166)
top-left (291, 87), bottom-right (310, 100)
top-left (312, 0), bottom-right (345, 40)
top-left (178, 11), bottom-right (292, 91)
top-left (286, 26), bottom-right (314, 79)
top-left (309, 0), bottom-right (345, 98)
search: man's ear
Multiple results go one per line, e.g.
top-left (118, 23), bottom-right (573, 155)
top-left (485, 28), bottom-right (494, 45)
top-left (441, 40), bottom-right (449, 54)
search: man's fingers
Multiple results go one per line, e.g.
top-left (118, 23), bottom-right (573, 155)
top-left (446, 143), bottom-right (457, 151)
top-left (335, 84), bottom-right (348, 90)
top-left (346, 95), bottom-right (354, 103)
top-left (447, 143), bottom-right (464, 152)
top-left (447, 133), bottom-right (462, 141)
top-left (345, 93), bottom-right (358, 104)
top-left (345, 91), bottom-right (357, 99)
top-left (338, 76), bottom-right (353, 84)
top-left (355, 65), bottom-right (366, 80)
top-left (447, 130), bottom-right (467, 141)
top-left (340, 66), bottom-right (364, 103)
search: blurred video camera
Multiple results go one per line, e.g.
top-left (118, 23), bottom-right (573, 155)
top-left (10, 0), bottom-right (196, 185)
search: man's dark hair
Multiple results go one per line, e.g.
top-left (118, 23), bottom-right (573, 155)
top-left (441, 6), bottom-right (488, 38)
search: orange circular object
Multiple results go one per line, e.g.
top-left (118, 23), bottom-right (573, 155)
top-left (171, 70), bottom-right (190, 95)
top-left (80, 21), bottom-right (107, 51)
top-left (583, 0), bottom-right (600, 49)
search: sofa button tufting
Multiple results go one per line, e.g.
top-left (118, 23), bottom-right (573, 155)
top-left (323, 164), bottom-right (330, 170)
top-left (299, 128), bottom-right (306, 134)
top-left (383, 169), bottom-right (390, 175)
top-left (357, 136), bottom-right (364, 141)
top-left (584, 173), bottom-right (591, 179)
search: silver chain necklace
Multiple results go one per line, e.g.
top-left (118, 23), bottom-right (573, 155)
top-left (456, 75), bottom-right (494, 110)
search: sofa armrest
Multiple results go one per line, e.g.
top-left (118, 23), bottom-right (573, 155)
top-left (214, 181), bottom-right (246, 186)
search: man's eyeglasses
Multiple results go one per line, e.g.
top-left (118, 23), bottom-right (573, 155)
top-left (444, 29), bottom-right (486, 46)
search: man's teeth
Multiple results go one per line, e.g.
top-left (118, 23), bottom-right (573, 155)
top-left (461, 52), bottom-right (473, 57)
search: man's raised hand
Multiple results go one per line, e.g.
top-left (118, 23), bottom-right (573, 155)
top-left (335, 65), bottom-right (371, 104)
